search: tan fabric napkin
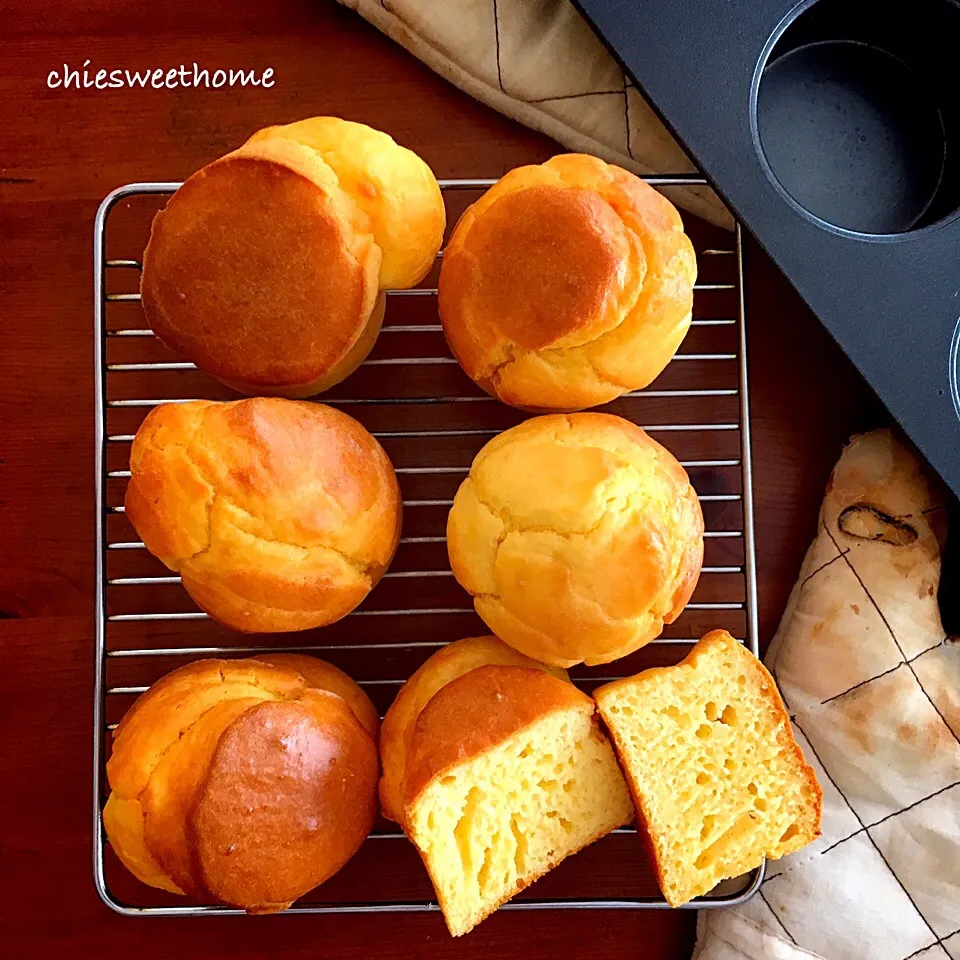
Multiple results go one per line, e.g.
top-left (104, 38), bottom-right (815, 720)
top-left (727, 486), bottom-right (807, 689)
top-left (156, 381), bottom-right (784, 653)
top-left (336, 0), bottom-right (732, 228)
top-left (695, 429), bottom-right (960, 960)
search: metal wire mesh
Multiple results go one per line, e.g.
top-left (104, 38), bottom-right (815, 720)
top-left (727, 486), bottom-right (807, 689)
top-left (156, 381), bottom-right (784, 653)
top-left (93, 176), bottom-right (762, 916)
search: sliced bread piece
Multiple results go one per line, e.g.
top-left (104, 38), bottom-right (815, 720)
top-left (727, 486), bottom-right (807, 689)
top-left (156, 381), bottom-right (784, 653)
top-left (379, 635), bottom-right (567, 824)
top-left (403, 665), bottom-right (633, 936)
top-left (594, 630), bottom-right (822, 906)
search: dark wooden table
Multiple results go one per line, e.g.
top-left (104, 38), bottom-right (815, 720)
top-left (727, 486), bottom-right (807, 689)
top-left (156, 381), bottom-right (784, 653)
top-left (0, 1), bottom-right (886, 957)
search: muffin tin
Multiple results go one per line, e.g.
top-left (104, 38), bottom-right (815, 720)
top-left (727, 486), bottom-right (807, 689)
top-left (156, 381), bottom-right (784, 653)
top-left (574, 0), bottom-right (960, 498)
top-left (93, 176), bottom-right (761, 915)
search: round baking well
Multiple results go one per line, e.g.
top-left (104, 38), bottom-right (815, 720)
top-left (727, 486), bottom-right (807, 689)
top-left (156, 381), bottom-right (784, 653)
top-left (754, 0), bottom-right (960, 235)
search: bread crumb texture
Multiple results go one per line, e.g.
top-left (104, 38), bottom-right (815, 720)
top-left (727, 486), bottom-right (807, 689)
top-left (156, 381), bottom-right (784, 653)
top-left (377, 636), bottom-right (567, 825)
top-left (407, 702), bottom-right (632, 936)
top-left (447, 413), bottom-right (703, 666)
top-left (596, 630), bottom-right (822, 906)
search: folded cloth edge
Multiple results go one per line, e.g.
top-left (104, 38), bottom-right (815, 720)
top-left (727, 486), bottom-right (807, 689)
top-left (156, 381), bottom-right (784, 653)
top-left (694, 911), bottom-right (830, 960)
top-left (337, 0), bottom-right (734, 230)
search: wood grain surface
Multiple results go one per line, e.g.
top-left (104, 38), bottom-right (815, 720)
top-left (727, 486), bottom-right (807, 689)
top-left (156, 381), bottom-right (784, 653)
top-left (1, 1), bottom-right (887, 957)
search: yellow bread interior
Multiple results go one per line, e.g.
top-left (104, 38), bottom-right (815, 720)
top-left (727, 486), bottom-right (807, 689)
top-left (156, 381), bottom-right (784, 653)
top-left (595, 630), bottom-right (822, 906)
top-left (378, 635), bottom-right (568, 825)
top-left (406, 700), bottom-right (632, 936)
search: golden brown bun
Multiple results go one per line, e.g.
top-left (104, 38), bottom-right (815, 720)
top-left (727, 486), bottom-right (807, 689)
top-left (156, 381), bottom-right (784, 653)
top-left (247, 117), bottom-right (445, 290)
top-left (103, 656), bottom-right (379, 912)
top-left (124, 398), bottom-right (401, 633)
top-left (108, 658), bottom-right (308, 798)
top-left (447, 413), bottom-right (703, 666)
top-left (378, 636), bottom-right (568, 823)
top-left (141, 137), bottom-right (381, 397)
top-left (142, 118), bottom-right (444, 397)
top-left (193, 695), bottom-right (378, 913)
top-left (255, 653), bottom-right (380, 740)
top-left (403, 665), bottom-right (591, 806)
top-left (438, 154), bottom-right (697, 411)
top-left (142, 696), bottom-right (262, 894)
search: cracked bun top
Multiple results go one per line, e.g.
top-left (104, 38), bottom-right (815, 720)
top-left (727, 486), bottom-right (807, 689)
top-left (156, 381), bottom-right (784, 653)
top-left (438, 154), bottom-right (697, 411)
top-left (446, 413), bottom-right (704, 667)
top-left (124, 397), bottom-right (402, 632)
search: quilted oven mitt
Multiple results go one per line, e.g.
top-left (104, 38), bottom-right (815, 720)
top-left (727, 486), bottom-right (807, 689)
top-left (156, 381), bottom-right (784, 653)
top-left (336, 0), bottom-right (731, 228)
top-left (694, 428), bottom-right (959, 960)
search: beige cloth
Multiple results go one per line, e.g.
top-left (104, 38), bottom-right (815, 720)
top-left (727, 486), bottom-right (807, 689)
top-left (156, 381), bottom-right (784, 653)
top-left (695, 429), bottom-right (960, 960)
top-left (336, 0), bottom-right (732, 228)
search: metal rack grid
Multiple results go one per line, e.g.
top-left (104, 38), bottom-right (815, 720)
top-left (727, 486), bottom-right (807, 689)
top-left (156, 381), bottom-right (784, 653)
top-left (93, 176), bottom-right (763, 916)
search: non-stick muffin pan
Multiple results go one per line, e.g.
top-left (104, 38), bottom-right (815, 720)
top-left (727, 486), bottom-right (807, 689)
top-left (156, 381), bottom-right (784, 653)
top-left (575, 0), bottom-right (960, 497)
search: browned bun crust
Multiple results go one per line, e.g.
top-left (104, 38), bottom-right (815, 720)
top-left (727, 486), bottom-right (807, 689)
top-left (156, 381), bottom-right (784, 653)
top-left (142, 137), bottom-right (383, 396)
top-left (246, 116), bottom-right (445, 290)
top-left (103, 655), bottom-right (380, 912)
top-left (255, 652), bottom-right (380, 740)
top-left (191, 694), bottom-right (378, 913)
top-left (142, 117), bottom-right (445, 397)
top-left (124, 398), bottom-right (401, 633)
top-left (438, 153), bottom-right (696, 411)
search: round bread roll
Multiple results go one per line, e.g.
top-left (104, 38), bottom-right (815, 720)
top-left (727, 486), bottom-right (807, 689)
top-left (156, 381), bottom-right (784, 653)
top-left (141, 117), bottom-right (445, 397)
top-left (378, 635), bottom-right (568, 823)
top-left (438, 154), bottom-right (697, 410)
top-left (124, 397), bottom-right (401, 633)
top-left (103, 656), bottom-right (379, 912)
top-left (446, 413), bottom-right (704, 667)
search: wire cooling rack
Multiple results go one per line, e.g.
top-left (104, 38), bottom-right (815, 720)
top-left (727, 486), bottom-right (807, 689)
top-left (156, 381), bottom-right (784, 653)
top-left (93, 176), bottom-right (763, 917)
